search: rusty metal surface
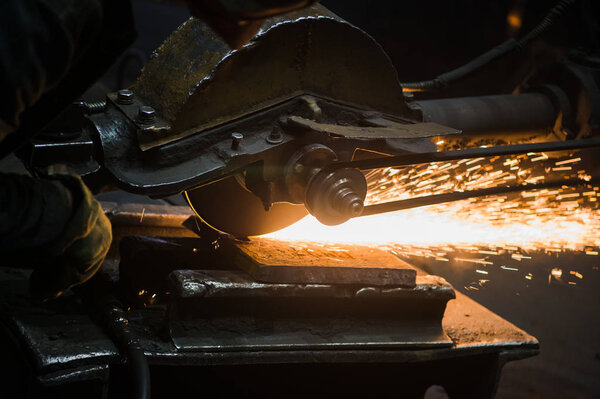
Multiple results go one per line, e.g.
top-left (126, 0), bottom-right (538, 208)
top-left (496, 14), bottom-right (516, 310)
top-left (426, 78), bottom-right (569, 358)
top-left (287, 115), bottom-right (460, 139)
top-left (102, 202), bottom-right (194, 228)
top-left (100, 202), bottom-right (197, 256)
top-left (0, 262), bottom-right (537, 399)
top-left (169, 316), bottom-right (454, 352)
top-left (168, 268), bottom-right (453, 351)
top-left (170, 270), bottom-right (450, 300)
top-left (131, 4), bottom-right (413, 150)
top-left (229, 237), bottom-right (417, 286)
top-left (444, 291), bottom-right (538, 350)
top-left (0, 268), bottom-right (119, 373)
top-left (0, 265), bottom-right (537, 367)
top-left (0, 215), bottom-right (538, 394)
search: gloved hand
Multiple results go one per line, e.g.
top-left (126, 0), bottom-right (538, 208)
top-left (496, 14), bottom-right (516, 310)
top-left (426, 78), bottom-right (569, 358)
top-left (28, 174), bottom-right (112, 302)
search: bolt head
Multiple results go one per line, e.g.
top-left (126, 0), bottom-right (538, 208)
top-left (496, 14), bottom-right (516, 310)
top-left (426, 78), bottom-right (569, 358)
top-left (117, 89), bottom-right (134, 104)
top-left (266, 126), bottom-right (283, 144)
top-left (231, 132), bottom-right (244, 150)
top-left (137, 106), bottom-right (156, 124)
top-left (270, 129), bottom-right (281, 139)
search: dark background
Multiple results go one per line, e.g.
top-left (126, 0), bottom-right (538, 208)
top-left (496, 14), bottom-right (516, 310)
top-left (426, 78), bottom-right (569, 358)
top-left (100, 0), bottom-right (598, 97)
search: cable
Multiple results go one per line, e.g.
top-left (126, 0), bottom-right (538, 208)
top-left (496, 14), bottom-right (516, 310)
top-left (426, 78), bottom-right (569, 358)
top-left (78, 274), bottom-right (151, 399)
top-left (400, 0), bottom-right (578, 91)
top-left (103, 304), bottom-right (151, 399)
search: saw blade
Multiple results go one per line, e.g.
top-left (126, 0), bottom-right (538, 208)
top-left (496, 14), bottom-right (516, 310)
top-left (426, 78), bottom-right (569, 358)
top-left (184, 176), bottom-right (308, 237)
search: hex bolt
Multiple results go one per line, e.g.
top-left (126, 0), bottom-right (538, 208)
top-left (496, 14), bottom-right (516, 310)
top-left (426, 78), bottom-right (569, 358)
top-left (137, 106), bottom-right (156, 124)
top-left (231, 133), bottom-right (244, 150)
top-left (266, 126), bottom-right (283, 144)
top-left (117, 89), bottom-right (134, 105)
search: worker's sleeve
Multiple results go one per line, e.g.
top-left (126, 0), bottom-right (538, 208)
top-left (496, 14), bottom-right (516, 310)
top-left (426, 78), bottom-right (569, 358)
top-left (0, 0), bottom-right (104, 133)
top-left (0, 173), bottom-right (112, 301)
top-left (0, 173), bottom-right (74, 251)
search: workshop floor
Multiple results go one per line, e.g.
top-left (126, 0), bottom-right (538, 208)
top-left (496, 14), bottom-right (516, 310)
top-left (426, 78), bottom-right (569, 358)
top-left (418, 251), bottom-right (600, 398)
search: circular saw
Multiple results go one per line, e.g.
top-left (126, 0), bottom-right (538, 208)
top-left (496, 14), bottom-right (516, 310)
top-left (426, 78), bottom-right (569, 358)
top-left (78, 4), bottom-right (600, 236)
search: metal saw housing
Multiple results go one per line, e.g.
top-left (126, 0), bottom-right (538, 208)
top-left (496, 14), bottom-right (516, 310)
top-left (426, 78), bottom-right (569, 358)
top-left (88, 4), bottom-right (448, 199)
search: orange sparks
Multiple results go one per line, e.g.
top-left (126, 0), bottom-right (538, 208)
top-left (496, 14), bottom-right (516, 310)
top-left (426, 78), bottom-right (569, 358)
top-left (265, 151), bottom-right (600, 251)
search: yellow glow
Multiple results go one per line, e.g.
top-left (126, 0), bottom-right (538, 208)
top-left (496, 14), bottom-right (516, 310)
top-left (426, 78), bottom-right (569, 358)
top-left (265, 151), bottom-right (600, 250)
top-left (507, 12), bottom-right (522, 30)
top-left (265, 205), bottom-right (599, 248)
top-left (551, 268), bottom-right (563, 278)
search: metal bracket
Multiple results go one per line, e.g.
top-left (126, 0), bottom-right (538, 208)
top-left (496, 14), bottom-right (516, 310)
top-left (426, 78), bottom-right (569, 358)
top-left (284, 115), bottom-right (461, 139)
top-left (106, 92), bottom-right (172, 151)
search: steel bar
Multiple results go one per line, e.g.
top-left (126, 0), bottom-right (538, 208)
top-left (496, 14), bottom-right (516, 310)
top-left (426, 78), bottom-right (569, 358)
top-left (414, 93), bottom-right (556, 135)
top-left (360, 178), bottom-right (600, 217)
top-left (229, 237), bottom-right (417, 286)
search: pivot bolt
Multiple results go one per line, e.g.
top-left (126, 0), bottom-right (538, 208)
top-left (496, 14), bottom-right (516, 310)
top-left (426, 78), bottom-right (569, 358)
top-left (231, 132), bottom-right (244, 150)
top-left (117, 89), bottom-right (134, 105)
top-left (137, 106), bottom-right (156, 124)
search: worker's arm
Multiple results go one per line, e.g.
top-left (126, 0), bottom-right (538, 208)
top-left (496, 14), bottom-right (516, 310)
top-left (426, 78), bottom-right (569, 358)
top-left (0, 173), bottom-right (112, 301)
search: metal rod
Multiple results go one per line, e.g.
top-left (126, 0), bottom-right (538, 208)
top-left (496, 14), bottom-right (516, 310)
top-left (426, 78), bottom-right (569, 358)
top-left (333, 137), bottom-right (600, 171)
top-left (414, 93), bottom-right (556, 136)
top-left (360, 178), bottom-right (600, 217)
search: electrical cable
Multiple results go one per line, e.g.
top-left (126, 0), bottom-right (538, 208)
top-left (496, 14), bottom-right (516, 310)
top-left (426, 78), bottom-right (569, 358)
top-left (103, 304), bottom-right (151, 399)
top-left (78, 274), bottom-right (151, 399)
top-left (400, 0), bottom-right (578, 91)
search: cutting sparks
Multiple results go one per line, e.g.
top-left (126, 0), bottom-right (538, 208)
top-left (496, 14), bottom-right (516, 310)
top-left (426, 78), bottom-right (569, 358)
top-left (263, 149), bottom-right (600, 292)
top-left (266, 151), bottom-right (600, 249)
